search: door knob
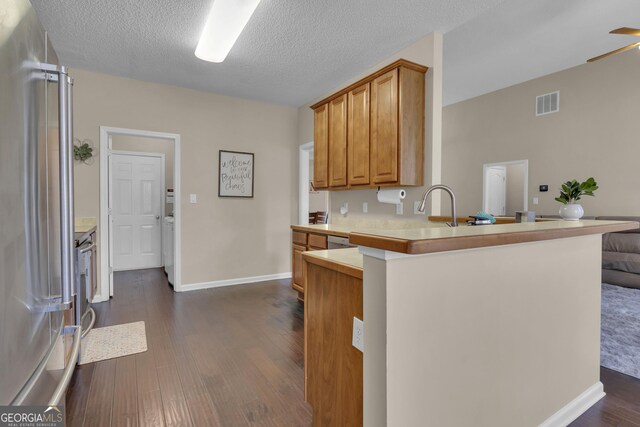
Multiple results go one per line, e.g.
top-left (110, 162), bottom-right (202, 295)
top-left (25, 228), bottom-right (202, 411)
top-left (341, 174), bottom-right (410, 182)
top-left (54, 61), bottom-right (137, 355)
top-left (156, 215), bottom-right (160, 220)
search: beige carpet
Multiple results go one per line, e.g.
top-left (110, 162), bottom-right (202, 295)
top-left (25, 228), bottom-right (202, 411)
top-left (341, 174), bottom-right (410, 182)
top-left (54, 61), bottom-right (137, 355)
top-left (79, 321), bottom-right (147, 365)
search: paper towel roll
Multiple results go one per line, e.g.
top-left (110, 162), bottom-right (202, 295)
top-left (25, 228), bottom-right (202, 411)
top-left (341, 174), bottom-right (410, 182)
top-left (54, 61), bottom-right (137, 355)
top-left (377, 188), bottom-right (406, 204)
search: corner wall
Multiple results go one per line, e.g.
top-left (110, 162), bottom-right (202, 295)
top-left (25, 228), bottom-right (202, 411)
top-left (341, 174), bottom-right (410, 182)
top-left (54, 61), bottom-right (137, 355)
top-left (72, 69), bottom-right (298, 289)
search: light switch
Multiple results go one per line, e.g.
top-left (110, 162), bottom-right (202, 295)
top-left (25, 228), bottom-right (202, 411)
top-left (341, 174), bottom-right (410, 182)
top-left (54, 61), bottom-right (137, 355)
top-left (533, 197), bottom-right (539, 205)
top-left (396, 202), bottom-right (404, 215)
top-left (362, 202), bottom-right (368, 213)
top-left (190, 194), bottom-right (197, 204)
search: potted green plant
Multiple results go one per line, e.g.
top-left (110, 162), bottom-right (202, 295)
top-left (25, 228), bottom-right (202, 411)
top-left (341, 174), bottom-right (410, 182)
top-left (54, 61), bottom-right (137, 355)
top-left (555, 177), bottom-right (598, 220)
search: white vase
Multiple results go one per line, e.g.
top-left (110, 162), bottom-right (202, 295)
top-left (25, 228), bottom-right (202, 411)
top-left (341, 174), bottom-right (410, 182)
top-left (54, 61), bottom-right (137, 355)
top-left (559, 203), bottom-right (584, 221)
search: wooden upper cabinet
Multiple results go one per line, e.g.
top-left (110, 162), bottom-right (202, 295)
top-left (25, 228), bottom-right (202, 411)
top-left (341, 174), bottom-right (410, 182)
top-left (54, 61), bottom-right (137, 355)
top-left (311, 59), bottom-right (426, 190)
top-left (313, 104), bottom-right (329, 189)
top-left (371, 69), bottom-right (399, 184)
top-left (328, 94), bottom-right (348, 188)
top-left (397, 66), bottom-right (425, 186)
top-left (348, 83), bottom-right (370, 186)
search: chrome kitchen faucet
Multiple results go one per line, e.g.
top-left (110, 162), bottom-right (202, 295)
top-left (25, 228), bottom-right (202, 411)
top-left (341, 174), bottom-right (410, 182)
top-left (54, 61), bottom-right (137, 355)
top-left (418, 185), bottom-right (458, 227)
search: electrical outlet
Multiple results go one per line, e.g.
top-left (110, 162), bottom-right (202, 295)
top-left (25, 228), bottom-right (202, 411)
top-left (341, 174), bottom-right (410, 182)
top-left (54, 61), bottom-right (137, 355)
top-left (396, 202), bottom-right (404, 215)
top-left (352, 317), bottom-right (364, 352)
top-left (362, 202), bottom-right (368, 213)
top-left (414, 201), bottom-right (424, 215)
top-left (190, 194), bottom-right (197, 204)
top-left (533, 197), bottom-right (539, 205)
top-left (340, 202), bottom-right (348, 215)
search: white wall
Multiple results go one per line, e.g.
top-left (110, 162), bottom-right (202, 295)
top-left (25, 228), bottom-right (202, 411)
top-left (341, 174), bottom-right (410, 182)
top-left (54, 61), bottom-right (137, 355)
top-left (505, 162), bottom-right (526, 216)
top-left (72, 69), bottom-right (298, 289)
top-left (442, 49), bottom-right (640, 217)
top-left (367, 234), bottom-right (602, 426)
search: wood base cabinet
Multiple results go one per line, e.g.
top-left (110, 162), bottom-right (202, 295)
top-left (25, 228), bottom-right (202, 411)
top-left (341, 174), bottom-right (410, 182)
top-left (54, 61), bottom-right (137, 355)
top-left (304, 257), bottom-right (363, 426)
top-left (291, 230), bottom-right (328, 301)
top-left (292, 243), bottom-right (306, 295)
top-left (312, 59), bottom-right (427, 190)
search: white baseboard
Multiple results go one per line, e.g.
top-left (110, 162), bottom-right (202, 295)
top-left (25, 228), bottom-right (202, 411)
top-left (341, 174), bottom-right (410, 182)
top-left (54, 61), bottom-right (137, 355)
top-left (181, 272), bottom-right (292, 292)
top-left (538, 382), bottom-right (605, 427)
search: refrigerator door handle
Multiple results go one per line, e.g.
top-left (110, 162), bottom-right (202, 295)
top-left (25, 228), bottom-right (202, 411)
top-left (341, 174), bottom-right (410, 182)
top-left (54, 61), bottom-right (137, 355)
top-left (38, 62), bottom-right (75, 311)
top-left (48, 325), bottom-right (81, 406)
top-left (58, 67), bottom-right (75, 308)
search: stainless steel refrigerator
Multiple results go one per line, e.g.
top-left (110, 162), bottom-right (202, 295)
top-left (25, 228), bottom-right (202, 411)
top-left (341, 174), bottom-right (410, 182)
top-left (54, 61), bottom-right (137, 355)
top-left (0, 0), bottom-right (80, 406)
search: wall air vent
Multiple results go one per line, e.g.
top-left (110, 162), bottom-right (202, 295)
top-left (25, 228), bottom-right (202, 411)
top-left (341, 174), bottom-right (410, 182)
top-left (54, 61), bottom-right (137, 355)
top-left (536, 91), bottom-right (559, 116)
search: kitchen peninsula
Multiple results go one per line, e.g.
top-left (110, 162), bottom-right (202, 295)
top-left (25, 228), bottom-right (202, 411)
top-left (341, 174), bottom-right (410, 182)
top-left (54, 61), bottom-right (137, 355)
top-left (300, 219), bottom-right (638, 427)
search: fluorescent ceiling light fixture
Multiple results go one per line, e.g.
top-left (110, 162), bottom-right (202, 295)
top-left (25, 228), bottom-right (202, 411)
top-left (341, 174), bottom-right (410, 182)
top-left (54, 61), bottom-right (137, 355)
top-left (195, 0), bottom-right (262, 63)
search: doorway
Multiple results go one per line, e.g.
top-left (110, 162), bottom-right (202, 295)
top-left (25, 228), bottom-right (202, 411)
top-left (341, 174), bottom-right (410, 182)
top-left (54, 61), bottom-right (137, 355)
top-left (485, 165), bottom-right (506, 216)
top-left (99, 127), bottom-right (182, 301)
top-left (483, 160), bottom-right (528, 217)
top-left (299, 142), bottom-right (329, 225)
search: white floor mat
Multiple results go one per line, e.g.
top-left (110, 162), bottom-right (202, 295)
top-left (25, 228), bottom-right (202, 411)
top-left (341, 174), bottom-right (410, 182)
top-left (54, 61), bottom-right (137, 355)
top-left (79, 321), bottom-right (147, 364)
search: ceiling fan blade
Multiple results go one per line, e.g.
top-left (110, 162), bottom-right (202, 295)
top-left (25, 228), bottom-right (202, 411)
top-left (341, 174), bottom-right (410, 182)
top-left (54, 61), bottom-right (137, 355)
top-left (610, 27), bottom-right (640, 36)
top-left (587, 42), bottom-right (640, 62)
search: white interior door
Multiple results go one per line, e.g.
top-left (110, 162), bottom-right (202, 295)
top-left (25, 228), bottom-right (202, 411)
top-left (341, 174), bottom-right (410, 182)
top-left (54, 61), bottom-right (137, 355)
top-left (486, 166), bottom-right (506, 216)
top-left (110, 153), bottom-right (164, 271)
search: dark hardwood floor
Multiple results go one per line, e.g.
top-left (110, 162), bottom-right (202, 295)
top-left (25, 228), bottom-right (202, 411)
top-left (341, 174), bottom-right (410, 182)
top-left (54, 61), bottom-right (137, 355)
top-left (66, 268), bottom-right (640, 426)
top-left (571, 368), bottom-right (640, 427)
top-left (66, 268), bottom-right (312, 426)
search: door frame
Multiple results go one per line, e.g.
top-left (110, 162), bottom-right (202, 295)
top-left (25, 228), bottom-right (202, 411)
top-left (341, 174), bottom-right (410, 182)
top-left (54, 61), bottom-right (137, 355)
top-left (298, 141), bottom-right (314, 225)
top-left (482, 159), bottom-right (529, 215)
top-left (99, 126), bottom-right (182, 301)
top-left (109, 150), bottom-right (165, 272)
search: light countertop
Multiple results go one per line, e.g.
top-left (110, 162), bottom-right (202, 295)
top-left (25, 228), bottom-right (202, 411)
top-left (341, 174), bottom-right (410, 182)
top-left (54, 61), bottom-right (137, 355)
top-left (302, 248), bottom-right (363, 279)
top-left (303, 247), bottom-right (363, 270)
top-left (350, 219), bottom-right (639, 254)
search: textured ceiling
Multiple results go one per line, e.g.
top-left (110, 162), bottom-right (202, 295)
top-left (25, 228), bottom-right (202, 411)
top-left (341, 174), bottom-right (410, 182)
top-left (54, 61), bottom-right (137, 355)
top-left (443, 0), bottom-right (640, 105)
top-left (29, 0), bottom-right (504, 106)
top-left (29, 0), bottom-right (640, 107)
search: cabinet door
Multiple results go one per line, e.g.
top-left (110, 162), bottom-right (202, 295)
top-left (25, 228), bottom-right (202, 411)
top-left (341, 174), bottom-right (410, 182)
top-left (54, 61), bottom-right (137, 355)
top-left (348, 83), bottom-right (370, 186)
top-left (313, 104), bottom-right (329, 189)
top-left (292, 243), bottom-right (306, 291)
top-left (371, 69), bottom-right (398, 184)
top-left (328, 94), bottom-right (348, 187)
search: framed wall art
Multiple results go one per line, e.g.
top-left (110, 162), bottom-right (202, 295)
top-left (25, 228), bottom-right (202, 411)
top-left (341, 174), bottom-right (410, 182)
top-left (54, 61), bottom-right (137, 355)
top-left (218, 150), bottom-right (254, 198)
